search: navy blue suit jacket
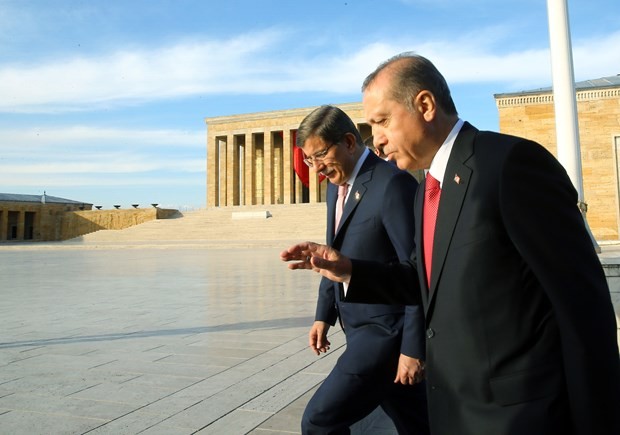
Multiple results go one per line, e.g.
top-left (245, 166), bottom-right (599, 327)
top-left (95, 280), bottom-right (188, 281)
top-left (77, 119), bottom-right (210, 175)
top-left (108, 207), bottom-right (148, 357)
top-left (314, 152), bottom-right (424, 371)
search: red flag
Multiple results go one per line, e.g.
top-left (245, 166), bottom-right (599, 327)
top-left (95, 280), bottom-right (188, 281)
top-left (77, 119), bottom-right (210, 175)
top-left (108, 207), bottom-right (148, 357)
top-left (293, 146), bottom-right (310, 187)
top-left (292, 130), bottom-right (325, 188)
top-left (292, 131), bottom-right (309, 187)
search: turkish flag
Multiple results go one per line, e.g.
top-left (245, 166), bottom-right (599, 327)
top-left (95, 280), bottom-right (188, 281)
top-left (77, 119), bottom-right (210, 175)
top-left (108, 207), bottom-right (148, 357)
top-left (291, 131), bottom-right (309, 187)
top-left (291, 130), bottom-right (325, 188)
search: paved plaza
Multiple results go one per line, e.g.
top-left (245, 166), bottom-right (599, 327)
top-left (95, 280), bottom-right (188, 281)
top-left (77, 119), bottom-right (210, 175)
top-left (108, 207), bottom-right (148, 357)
top-left (0, 243), bottom-right (398, 434)
top-left (1, 239), bottom-right (619, 434)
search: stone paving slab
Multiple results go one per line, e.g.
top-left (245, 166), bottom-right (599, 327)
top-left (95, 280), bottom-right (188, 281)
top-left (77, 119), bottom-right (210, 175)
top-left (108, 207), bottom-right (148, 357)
top-left (2, 241), bottom-right (619, 433)
top-left (0, 245), bottom-right (397, 434)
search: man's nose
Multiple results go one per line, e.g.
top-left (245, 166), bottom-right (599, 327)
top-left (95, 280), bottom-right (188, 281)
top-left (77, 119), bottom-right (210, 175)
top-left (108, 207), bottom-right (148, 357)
top-left (373, 136), bottom-right (386, 153)
top-left (311, 160), bottom-right (326, 173)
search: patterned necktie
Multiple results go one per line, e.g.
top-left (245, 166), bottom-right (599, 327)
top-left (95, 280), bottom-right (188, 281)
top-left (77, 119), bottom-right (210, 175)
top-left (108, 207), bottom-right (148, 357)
top-left (335, 183), bottom-right (349, 233)
top-left (423, 173), bottom-right (441, 286)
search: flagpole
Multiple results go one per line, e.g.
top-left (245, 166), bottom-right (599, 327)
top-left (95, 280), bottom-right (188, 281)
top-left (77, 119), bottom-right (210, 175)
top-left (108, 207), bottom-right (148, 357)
top-left (546, 0), bottom-right (600, 252)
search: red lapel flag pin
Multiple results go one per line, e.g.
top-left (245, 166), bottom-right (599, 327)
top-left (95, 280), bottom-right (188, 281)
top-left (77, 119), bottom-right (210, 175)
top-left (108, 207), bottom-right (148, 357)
top-left (454, 174), bottom-right (461, 184)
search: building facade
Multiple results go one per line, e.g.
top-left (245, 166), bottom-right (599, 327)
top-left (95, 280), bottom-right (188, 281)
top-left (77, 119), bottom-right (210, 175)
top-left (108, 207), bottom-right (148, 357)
top-left (205, 103), bottom-right (370, 208)
top-left (495, 76), bottom-right (620, 240)
top-left (0, 193), bottom-right (92, 242)
top-left (206, 76), bottom-right (620, 241)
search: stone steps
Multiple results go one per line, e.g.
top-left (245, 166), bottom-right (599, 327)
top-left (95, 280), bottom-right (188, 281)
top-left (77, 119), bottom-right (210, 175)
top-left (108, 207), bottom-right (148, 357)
top-left (75, 203), bottom-right (327, 244)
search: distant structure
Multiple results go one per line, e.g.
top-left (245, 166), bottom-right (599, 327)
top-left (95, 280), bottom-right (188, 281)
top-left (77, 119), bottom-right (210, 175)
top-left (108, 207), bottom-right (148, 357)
top-left (0, 193), bottom-right (181, 242)
top-left (495, 75), bottom-right (620, 240)
top-left (205, 75), bottom-right (619, 241)
top-left (205, 103), bottom-right (370, 208)
top-left (0, 193), bottom-right (92, 241)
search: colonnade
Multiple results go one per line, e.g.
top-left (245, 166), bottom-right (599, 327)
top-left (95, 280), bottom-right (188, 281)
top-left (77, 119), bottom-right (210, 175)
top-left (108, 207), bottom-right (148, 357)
top-left (205, 103), bottom-right (368, 208)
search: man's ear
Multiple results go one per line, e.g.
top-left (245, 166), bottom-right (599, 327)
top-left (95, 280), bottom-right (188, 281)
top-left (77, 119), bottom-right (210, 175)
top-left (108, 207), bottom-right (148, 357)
top-left (415, 90), bottom-right (436, 122)
top-left (343, 132), bottom-right (357, 152)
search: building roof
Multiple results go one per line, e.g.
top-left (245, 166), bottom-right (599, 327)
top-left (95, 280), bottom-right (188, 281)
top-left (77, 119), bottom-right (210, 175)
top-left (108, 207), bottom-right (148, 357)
top-left (205, 102), bottom-right (364, 125)
top-left (494, 74), bottom-right (620, 98)
top-left (0, 193), bottom-right (92, 205)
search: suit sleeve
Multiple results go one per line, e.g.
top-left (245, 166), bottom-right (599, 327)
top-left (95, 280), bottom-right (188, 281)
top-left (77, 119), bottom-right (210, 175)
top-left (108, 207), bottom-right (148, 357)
top-left (315, 276), bottom-right (338, 326)
top-left (346, 259), bottom-right (420, 305)
top-left (380, 171), bottom-right (425, 358)
top-left (315, 184), bottom-right (338, 326)
top-left (500, 140), bottom-right (620, 433)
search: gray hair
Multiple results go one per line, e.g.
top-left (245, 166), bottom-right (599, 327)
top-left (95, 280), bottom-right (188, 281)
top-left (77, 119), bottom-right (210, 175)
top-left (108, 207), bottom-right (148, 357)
top-left (362, 52), bottom-right (458, 116)
top-left (296, 105), bottom-right (363, 148)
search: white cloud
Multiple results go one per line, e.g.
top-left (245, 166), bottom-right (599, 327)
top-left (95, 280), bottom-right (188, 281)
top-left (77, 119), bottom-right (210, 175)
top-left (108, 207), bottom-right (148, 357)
top-left (0, 172), bottom-right (202, 188)
top-left (0, 125), bottom-right (205, 188)
top-left (0, 30), bottom-right (284, 113)
top-left (0, 158), bottom-right (204, 175)
top-left (0, 28), bottom-right (618, 113)
top-left (0, 126), bottom-right (204, 148)
top-left (572, 31), bottom-right (620, 80)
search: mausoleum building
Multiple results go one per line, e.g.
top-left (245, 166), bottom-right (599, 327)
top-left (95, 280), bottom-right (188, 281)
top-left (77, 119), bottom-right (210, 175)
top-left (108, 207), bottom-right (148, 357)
top-left (206, 76), bottom-right (620, 241)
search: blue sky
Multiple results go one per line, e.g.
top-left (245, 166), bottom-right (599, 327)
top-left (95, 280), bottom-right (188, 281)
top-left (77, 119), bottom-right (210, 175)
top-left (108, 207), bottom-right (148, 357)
top-left (1, 0), bottom-right (618, 209)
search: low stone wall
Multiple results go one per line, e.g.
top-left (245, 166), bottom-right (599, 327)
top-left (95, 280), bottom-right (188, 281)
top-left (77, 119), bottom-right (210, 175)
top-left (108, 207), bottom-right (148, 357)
top-left (59, 208), bottom-right (178, 240)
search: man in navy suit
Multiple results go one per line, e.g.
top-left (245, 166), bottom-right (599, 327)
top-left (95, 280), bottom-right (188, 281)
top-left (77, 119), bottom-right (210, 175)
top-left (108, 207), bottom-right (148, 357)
top-left (295, 105), bottom-right (428, 434)
top-left (283, 55), bottom-right (620, 435)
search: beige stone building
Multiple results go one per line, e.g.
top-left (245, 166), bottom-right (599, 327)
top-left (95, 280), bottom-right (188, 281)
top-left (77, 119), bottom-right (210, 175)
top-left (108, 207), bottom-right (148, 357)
top-left (0, 193), bottom-right (92, 241)
top-left (205, 103), bottom-right (371, 208)
top-left (495, 75), bottom-right (620, 240)
top-left (206, 76), bottom-right (620, 241)
top-left (0, 193), bottom-right (180, 242)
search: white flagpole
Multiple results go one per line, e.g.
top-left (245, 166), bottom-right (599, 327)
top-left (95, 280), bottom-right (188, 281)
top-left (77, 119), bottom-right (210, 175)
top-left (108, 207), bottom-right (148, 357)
top-left (546, 0), bottom-right (600, 252)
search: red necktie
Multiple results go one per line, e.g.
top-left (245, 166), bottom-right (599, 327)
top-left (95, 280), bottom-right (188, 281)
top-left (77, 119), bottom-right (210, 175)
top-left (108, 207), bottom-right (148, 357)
top-left (423, 173), bottom-right (441, 286)
top-left (335, 184), bottom-right (348, 233)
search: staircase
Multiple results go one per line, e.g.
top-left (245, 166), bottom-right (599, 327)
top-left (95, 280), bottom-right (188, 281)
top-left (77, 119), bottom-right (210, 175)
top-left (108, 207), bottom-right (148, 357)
top-left (71, 203), bottom-right (327, 247)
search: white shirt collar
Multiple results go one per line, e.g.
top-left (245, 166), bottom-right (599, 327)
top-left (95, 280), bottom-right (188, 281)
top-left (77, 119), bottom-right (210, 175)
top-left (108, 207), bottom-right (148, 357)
top-left (428, 118), bottom-right (464, 188)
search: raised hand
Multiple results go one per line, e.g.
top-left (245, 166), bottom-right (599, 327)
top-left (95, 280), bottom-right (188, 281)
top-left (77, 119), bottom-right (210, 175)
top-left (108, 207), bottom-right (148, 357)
top-left (280, 241), bottom-right (353, 283)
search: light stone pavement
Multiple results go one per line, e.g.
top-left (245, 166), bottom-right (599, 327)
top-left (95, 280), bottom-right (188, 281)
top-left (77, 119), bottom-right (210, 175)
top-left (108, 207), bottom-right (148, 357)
top-left (0, 242), bottom-right (398, 434)
top-left (2, 240), bottom-right (618, 434)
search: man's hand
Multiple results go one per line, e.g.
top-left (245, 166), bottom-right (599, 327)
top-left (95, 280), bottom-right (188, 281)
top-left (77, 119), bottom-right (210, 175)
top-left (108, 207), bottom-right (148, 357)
top-left (309, 321), bottom-right (331, 355)
top-left (280, 241), bottom-right (353, 283)
top-left (394, 354), bottom-right (426, 385)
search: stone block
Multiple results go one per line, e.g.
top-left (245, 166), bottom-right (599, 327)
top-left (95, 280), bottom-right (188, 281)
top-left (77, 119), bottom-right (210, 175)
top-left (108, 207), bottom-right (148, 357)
top-left (232, 210), bottom-right (272, 219)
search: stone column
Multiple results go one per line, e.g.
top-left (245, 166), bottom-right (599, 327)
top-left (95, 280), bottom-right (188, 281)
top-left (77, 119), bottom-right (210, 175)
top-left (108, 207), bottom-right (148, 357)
top-left (34, 207), bottom-right (42, 240)
top-left (295, 179), bottom-right (304, 204)
top-left (206, 130), bottom-right (218, 207)
top-left (309, 172), bottom-right (320, 203)
top-left (264, 131), bottom-right (273, 205)
top-left (16, 210), bottom-right (25, 241)
top-left (283, 129), bottom-right (293, 204)
top-left (238, 135), bottom-right (245, 206)
top-left (0, 209), bottom-right (6, 241)
top-left (245, 133), bottom-right (255, 205)
top-left (218, 137), bottom-right (228, 207)
top-left (226, 134), bottom-right (238, 206)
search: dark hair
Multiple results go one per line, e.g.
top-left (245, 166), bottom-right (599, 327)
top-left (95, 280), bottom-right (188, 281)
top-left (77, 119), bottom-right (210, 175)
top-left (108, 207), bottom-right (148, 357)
top-left (296, 105), bottom-right (363, 148)
top-left (362, 52), bottom-right (458, 116)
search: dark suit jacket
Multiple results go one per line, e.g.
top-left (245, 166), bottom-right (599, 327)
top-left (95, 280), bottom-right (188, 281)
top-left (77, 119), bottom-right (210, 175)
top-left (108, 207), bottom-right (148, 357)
top-left (345, 123), bottom-right (620, 434)
top-left (315, 152), bottom-right (425, 372)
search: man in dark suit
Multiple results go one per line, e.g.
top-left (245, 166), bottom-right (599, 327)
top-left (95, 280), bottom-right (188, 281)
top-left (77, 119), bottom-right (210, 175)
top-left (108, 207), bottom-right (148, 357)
top-left (282, 54), bottom-right (620, 435)
top-left (295, 105), bottom-right (428, 434)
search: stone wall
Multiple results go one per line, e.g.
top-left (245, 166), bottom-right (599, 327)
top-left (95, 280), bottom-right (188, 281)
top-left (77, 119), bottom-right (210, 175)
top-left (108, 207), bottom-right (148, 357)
top-left (496, 89), bottom-right (620, 240)
top-left (59, 208), bottom-right (178, 240)
top-left (1, 201), bottom-right (90, 241)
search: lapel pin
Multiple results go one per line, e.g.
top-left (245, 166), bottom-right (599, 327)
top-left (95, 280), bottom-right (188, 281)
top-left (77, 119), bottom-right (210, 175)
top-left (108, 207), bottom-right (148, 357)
top-left (355, 191), bottom-right (361, 201)
top-left (454, 174), bottom-right (461, 184)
